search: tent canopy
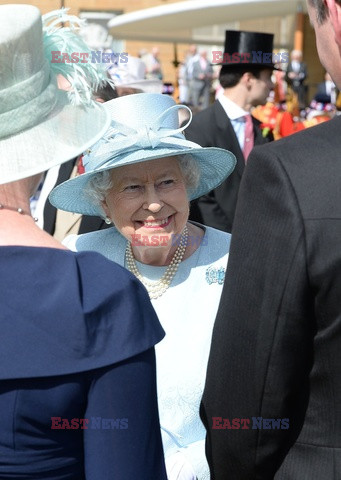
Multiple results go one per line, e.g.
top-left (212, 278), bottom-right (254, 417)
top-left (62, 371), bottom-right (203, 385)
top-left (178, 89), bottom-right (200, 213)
top-left (108, 0), bottom-right (307, 45)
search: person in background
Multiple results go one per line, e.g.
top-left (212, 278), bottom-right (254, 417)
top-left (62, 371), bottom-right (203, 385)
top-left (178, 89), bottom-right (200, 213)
top-left (184, 44), bottom-right (199, 105)
top-left (108, 55), bottom-right (163, 95)
top-left (50, 92), bottom-right (236, 480)
top-left (0, 5), bottom-right (167, 480)
top-left (178, 58), bottom-right (189, 103)
top-left (285, 49), bottom-right (308, 110)
top-left (201, 0), bottom-right (341, 478)
top-left (306, 93), bottom-right (336, 120)
top-left (190, 49), bottom-right (214, 110)
top-left (185, 30), bottom-right (275, 233)
top-left (145, 46), bottom-right (164, 81)
top-left (316, 71), bottom-right (338, 104)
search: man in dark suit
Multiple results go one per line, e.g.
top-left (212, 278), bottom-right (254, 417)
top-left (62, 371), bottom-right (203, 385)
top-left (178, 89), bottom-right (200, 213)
top-left (316, 71), bottom-right (338, 104)
top-left (285, 49), bottom-right (308, 110)
top-left (185, 31), bottom-right (275, 233)
top-left (190, 49), bottom-right (213, 110)
top-left (201, 0), bottom-right (341, 478)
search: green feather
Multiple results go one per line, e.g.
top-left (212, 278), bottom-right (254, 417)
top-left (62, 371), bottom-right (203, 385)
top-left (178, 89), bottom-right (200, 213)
top-left (42, 8), bottom-right (110, 105)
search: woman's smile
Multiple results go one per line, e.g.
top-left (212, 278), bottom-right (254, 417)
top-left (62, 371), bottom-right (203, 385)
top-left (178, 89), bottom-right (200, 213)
top-left (136, 215), bottom-right (173, 229)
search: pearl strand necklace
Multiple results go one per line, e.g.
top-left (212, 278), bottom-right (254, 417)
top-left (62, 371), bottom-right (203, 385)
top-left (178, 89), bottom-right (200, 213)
top-left (0, 203), bottom-right (38, 222)
top-left (125, 226), bottom-right (188, 300)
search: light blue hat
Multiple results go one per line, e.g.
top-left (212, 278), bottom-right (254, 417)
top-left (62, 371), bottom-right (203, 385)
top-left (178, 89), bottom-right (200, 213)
top-left (49, 93), bottom-right (236, 217)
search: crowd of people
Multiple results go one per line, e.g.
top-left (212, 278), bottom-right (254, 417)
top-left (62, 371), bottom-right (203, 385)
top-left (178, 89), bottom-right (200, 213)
top-left (0, 1), bottom-right (340, 480)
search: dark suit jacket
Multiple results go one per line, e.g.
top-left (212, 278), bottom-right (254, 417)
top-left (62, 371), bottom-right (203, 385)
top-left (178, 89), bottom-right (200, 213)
top-left (201, 116), bottom-right (341, 479)
top-left (316, 81), bottom-right (329, 97)
top-left (285, 61), bottom-right (307, 88)
top-left (44, 159), bottom-right (110, 235)
top-left (285, 62), bottom-right (308, 107)
top-left (316, 81), bottom-right (338, 103)
top-left (184, 100), bottom-right (271, 233)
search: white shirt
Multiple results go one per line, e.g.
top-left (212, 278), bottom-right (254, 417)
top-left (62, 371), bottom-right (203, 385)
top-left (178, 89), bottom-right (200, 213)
top-left (326, 80), bottom-right (337, 104)
top-left (292, 59), bottom-right (300, 73)
top-left (218, 94), bottom-right (249, 149)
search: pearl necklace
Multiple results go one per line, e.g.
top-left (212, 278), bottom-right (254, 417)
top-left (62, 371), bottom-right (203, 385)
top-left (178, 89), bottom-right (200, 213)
top-left (125, 226), bottom-right (188, 300)
top-left (0, 203), bottom-right (38, 222)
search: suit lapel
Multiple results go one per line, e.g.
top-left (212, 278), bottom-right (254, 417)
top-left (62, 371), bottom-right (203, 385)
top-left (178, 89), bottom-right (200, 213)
top-left (253, 118), bottom-right (265, 146)
top-left (43, 159), bottom-right (76, 234)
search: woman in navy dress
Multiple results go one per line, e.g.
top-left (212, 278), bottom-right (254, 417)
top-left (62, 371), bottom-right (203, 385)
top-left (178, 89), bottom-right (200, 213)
top-left (0, 5), bottom-right (166, 479)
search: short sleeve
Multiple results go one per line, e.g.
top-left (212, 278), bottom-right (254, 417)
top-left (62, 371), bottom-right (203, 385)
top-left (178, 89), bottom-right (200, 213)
top-left (84, 348), bottom-right (167, 479)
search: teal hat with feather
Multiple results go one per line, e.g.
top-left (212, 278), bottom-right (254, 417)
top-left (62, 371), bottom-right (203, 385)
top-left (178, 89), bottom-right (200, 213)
top-left (0, 5), bottom-right (111, 185)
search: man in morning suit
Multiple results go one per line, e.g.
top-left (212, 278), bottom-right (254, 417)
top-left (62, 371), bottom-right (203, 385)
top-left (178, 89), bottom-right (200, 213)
top-left (190, 49), bottom-right (214, 110)
top-left (201, 0), bottom-right (341, 478)
top-left (185, 30), bottom-right (276, 233)
top-left (285, 49), bottom-right (308, 110)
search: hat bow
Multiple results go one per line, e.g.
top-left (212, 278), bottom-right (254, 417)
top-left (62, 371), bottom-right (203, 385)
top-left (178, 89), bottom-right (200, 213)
top-left (83, 104), bottom-right (197, 172)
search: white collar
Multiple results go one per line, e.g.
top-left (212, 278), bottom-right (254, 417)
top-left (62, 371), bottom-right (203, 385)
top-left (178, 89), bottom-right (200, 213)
top-left (218, 94), bottom-right (248, 120)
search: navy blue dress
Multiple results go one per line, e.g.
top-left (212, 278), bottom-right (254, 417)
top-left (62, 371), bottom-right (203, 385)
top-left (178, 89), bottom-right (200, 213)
top-left (0, 247), bottom-right (167, 479)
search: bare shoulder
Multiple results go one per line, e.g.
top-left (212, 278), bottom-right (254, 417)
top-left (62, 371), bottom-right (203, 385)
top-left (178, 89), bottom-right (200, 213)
top-left (0, 220), bottom-right (66, 249)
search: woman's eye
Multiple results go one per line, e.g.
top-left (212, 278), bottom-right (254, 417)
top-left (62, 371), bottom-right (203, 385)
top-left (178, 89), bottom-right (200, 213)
top-left (124, 185), bottom-right (141, 191)
top-left (160, 179), bottom-right (174, 186)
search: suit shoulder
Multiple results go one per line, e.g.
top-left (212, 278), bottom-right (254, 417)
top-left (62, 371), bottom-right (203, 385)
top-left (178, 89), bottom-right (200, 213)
top-left (185, 102), bottom-right (225, 143)
top-left (252, 116), bottom-right (262, 127)
top-left (188, 102), bottom-right (217, 125)
top-left (250, 117), bottom-right (341, 215)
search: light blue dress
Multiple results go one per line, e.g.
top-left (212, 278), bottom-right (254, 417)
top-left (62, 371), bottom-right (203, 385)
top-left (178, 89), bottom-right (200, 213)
top-left (64, 224), bottom-right (231, 480)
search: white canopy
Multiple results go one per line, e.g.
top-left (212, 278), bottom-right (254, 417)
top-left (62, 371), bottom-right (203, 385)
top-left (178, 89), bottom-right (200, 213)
top-left (108, 0), bottom-right (307, 45)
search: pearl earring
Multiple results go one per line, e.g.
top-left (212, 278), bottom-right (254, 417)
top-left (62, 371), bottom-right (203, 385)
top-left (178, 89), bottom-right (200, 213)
top-left (105, 216), bottom-right (112, 225)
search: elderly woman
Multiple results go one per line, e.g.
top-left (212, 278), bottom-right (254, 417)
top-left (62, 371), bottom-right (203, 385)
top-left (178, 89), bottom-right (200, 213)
top-left (50, 93), bottom-right (236, 479)
top-left (0, 6), bottom-right (167, 480)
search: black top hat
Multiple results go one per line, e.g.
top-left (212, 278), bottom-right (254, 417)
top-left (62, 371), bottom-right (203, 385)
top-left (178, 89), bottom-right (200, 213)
top-left (215, 30), bottom-right (280, 70)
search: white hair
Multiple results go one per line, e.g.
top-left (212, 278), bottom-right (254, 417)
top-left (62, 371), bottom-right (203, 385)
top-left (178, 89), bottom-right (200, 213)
top-left (86, 155), bottom-right (200, 217)
top-left (291, 49), bottom-right (302, 59)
